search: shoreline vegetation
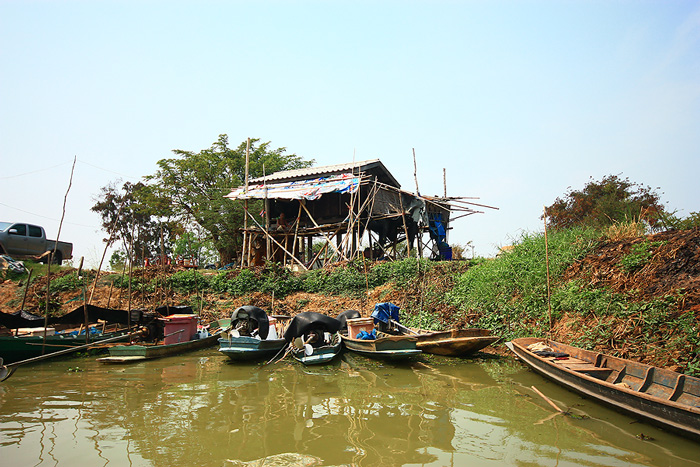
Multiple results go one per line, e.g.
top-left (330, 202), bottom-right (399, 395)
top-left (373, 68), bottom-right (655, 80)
top-left (2, 225), bottom-right (699, 376)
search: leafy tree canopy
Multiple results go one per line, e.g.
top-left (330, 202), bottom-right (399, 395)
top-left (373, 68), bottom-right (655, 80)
top-left (544, 174), bottom-right (667, 231)
top-left (91, 181), bottom-right (181, 262)
top-left (147, 135), bottom-right (314, 263)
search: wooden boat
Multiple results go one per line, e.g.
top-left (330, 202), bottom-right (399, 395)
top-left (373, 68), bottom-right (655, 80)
top-left (0, 304), bottom-right (158, 364)
top-left (284, 312), bottom-right (344, 366)
top-left (218, 335), bottom-right (287, 361)
top-left (291, 332), bottom-right (343, 365)
top-left (341, 333), bottom-right (422, 361)
top-left (0, 326), bottom-right (131, 364)
top-left (98, 317), bottom-right (227, 363)
top-left (218, 305), bottom-right (287, 362)
top-left (413, 328), bottom-right (499, 356)
top-left (506, 337), bottom-right (700, 441)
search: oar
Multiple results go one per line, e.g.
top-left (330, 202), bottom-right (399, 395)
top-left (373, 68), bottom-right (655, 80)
top-left (0, 328), bottom-right (146, 382)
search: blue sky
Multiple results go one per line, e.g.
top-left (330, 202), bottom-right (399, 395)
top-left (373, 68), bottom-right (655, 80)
top-left (2, 1), bottom-right (699, 266)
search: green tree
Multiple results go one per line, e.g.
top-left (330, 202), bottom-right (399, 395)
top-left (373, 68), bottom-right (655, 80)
top-left (148, 135), bottom-right (313, 264)
top-left (544, 174), bottom-right (667, 231)
top-left (173, 230), bottom-right (219, 267)
top-left (91, 181), bottom-right (181, 263)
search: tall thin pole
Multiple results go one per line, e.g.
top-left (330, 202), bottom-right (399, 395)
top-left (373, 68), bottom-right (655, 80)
top-left (543, 206), bottom-right (553, 340)
top-left (264, 163), bottom-right (270, 262)
top-left (127, 216), bottom-right (135, 336)
top-left (443, 168), bottom-right (447, 198)
top-left (43, 156), bottom-right (76, 354)
top-left (242, 138), bottom-right (250, 268)
top-left (412, 148), bottom-right (420, 196)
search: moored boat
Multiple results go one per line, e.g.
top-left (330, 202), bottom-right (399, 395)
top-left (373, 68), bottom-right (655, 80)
top-left (284, 312), bottom-right (343, 366)
top-left (340, 333), bottom-right (421, 361)
top-left (98, 315), bottom-right (227, 363)
top-left (413, 328), bottom-right (499, 357)
top-left (339, 306), bottom-right (421, 361)
top-left (218, 306), bottom-right (286, 362)
top-left (368, 302), bottom-right (497, 357)
top-left (506, 337), bottom-right (700, 442)
top-left (0, 304), bottom-right (142, 364)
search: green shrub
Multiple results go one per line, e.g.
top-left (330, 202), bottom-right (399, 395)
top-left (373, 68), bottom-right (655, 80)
top-left (447, 227), bottom-right (600, 339)
top-left (48, 274), bottom-right (84, 292)
top-left (167, 270), bottom-right (209, 293)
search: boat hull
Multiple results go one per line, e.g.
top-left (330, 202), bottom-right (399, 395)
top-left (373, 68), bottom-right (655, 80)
top-left (98, 334), bottom-right (220, 363)
top-left (341, 334), bottom-right (421, 361)
top-left (0, 330), bottom-right (131, 364)
top-left (218, 336), bottom-right (287, 362)
top-left (415, 329), bottom-right (499, 356)
top-left (507, 337), bottom-right (700, 442)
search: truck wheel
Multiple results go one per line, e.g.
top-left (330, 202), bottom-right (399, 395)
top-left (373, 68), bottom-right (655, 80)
top-left (52, 251), bottom-right (63, 265)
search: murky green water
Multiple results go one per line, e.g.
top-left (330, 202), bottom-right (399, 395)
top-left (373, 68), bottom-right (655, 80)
top-left (0, 349), bottom-right (698, 466)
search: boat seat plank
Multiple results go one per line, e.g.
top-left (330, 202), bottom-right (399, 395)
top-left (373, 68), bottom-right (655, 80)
top-left (547, 357), bottom-right (590, 365)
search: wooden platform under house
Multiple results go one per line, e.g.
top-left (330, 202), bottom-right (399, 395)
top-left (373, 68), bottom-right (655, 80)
top-left (224, 159), bottom-right (493, 270)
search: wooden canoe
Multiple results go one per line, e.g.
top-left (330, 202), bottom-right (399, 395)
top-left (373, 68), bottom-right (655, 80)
top-left (414, 328), bottom-right (499, 356)
top-left (341, 333), bottom-right (422, 361)
top-left (506, 337), bottom-right (700, 441)
top-left (291, 332), bottom-right (343, 366)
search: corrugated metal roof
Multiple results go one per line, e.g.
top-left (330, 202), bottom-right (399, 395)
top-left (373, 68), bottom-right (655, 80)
top-left (226, 173), bottom-right (360, 201)
top-left (249, 159), bottom-right (400, 188)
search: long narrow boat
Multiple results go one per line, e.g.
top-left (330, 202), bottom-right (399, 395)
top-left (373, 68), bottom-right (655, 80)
top-left (506, 337), bottom-right (700, 441)
top-left (0, 304), bottom-right (152, 364)
top-left (97, 318), bottom-right (228, 363)
top-left (414, 328), bottom-right (499, 357)
top-left (0, 326), bottom-right (131, 364)
top-left (341, 333), bottom-right (421, 361)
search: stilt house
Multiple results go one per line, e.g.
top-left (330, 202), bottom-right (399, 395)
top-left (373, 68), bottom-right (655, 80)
top-left (225, 159), bottom-right (485, 269)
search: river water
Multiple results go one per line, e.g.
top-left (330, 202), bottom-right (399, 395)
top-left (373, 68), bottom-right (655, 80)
top-left (0, 349), bottom-right (698, 467)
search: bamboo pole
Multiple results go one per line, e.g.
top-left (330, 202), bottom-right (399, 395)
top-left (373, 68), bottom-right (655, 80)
top-left (77, 257), bottom-right (89, 344)
top-left (412, 148), bottom-right (420, 196)
top-left (243, 210), bottom-right (308, 270)
top-left (543, 206), bottom-right (553, 339)
top-left (399, 196), bottom-right (411, 258)
top-left (127, 217), bottom-right (135, 337)
top-left (20, 268), bottom-right (32, 312)
top-left (43, 156), bottom-right (76, 354)
top-left (443, 168), bottom-right (447, 198)
top-left (291, 203), bottom-right (303, 265)
top-left (531, 385), bottom-right (563, 413)
top-left (243, 138), bottom-right (250, 268)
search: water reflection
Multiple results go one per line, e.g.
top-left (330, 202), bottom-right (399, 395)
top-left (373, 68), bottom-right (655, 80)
top-left (0, 351), bottom-right (698, 466)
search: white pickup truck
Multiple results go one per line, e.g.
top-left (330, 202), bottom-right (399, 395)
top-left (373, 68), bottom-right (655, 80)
top-left (0, 222), bottom-right (73, 265)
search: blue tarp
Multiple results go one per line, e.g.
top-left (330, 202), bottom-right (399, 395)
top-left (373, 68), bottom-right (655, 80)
top-left (371, 302), bottom-right (400, 325)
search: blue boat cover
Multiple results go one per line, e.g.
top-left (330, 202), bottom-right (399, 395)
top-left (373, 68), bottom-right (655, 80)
top-left (371, 302), bottom-right (400, 325)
